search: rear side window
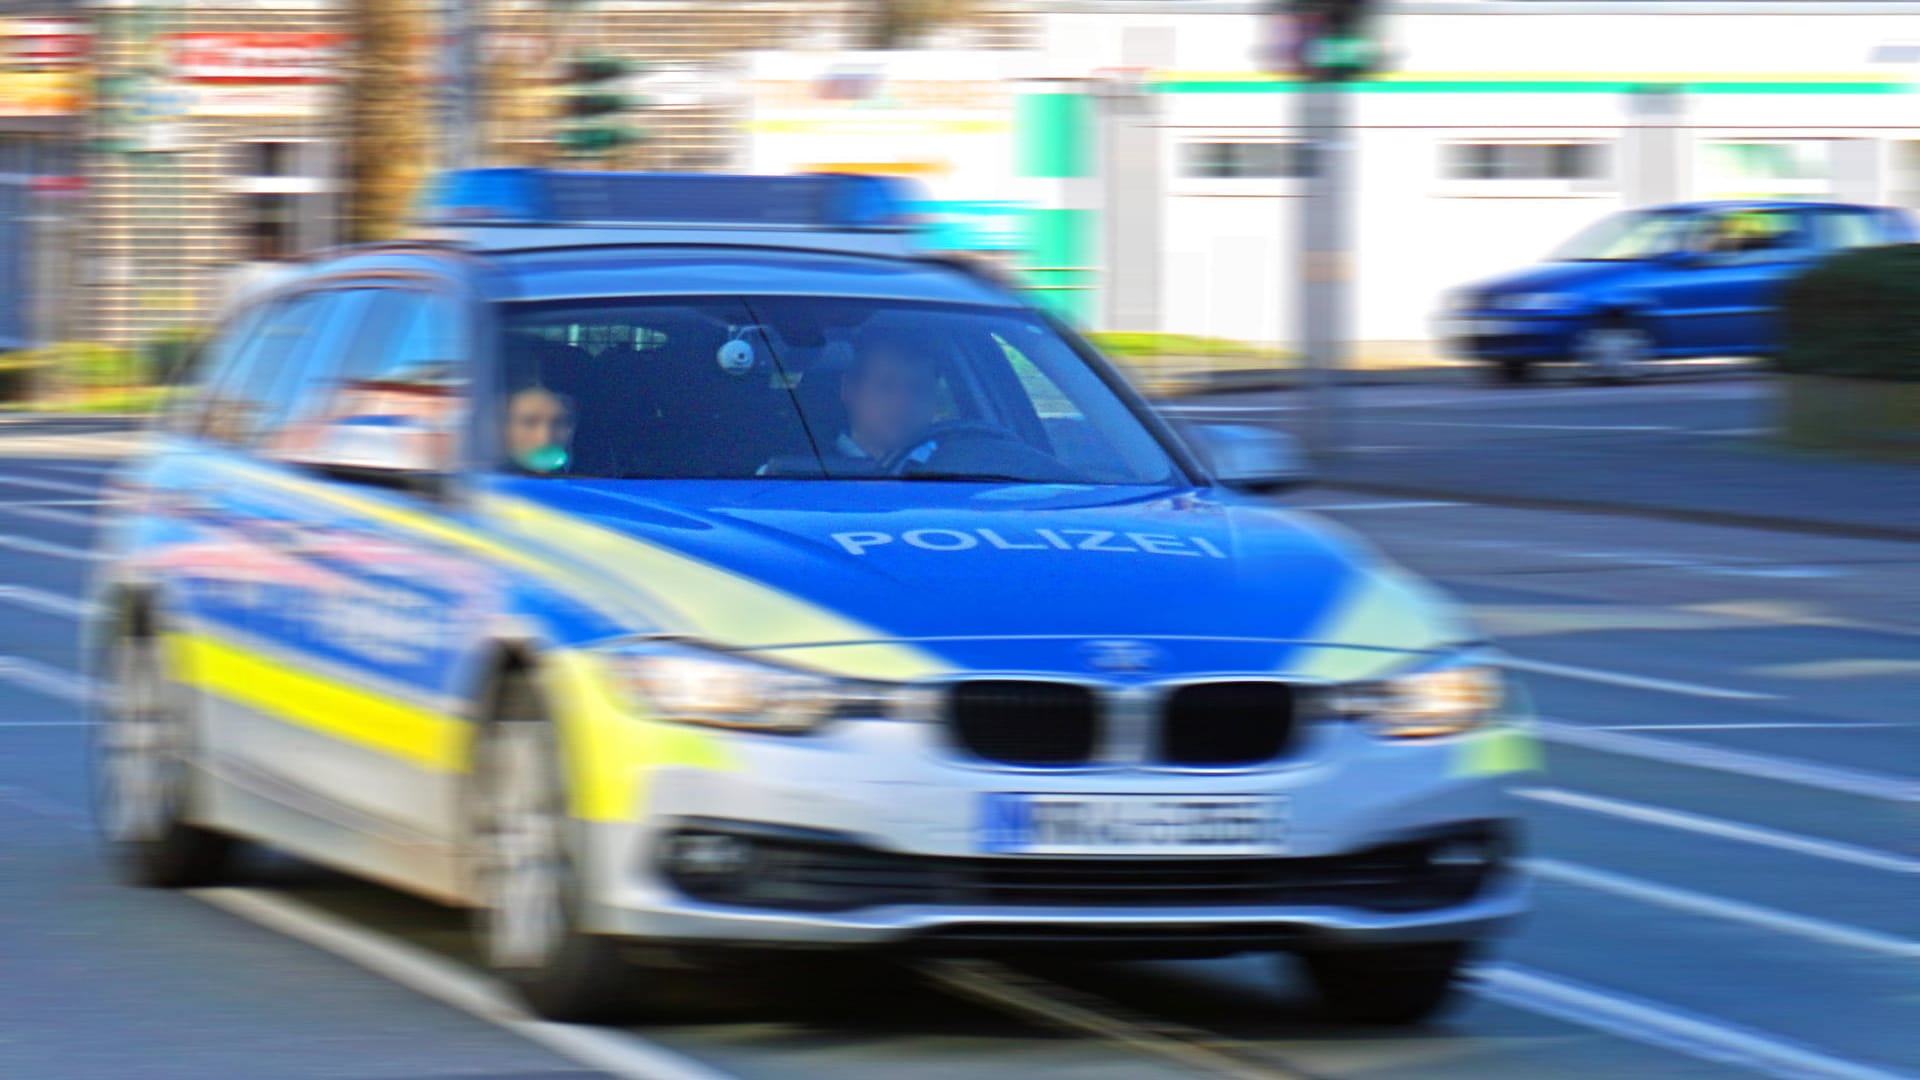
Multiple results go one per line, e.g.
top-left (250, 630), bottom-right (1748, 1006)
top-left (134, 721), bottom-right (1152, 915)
top-left (196, 292), bottom-right (329, 446)
top-left (270, 288), bottom-right (469, 475)
top-left (1811, 209), bottom-right (1886, 252)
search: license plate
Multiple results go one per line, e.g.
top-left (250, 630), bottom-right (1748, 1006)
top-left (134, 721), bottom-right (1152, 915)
top-left (977, 793), bottom-right (1288, 856)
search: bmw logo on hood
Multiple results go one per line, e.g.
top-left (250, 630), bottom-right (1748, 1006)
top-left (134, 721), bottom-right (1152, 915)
top-left (1081, 639), bottom-right (1164, 674)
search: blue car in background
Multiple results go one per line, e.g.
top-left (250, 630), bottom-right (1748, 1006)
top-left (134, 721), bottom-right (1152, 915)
top-left (1442, 200), bottom-right (1916, 383)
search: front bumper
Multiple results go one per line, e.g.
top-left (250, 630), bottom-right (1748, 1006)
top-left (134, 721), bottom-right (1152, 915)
top-left (1438, 311), bottom-right (1580, 362)
top-left (597, 877), bottom-right (1529, 954)
top-left (572, 712), bottom-right (1534, 955)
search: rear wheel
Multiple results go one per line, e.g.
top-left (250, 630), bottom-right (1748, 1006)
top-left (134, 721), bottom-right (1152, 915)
top-left (1572, 317), bottom-right (1654, 383)
top-left (1487, 358), bottom-right (1534, 386)
top-left (471, 675), bottom-right (638, 1023)
top-left (93, 624), bottom-right (234, 887)
top-left (1293, 941), bottom-right (1473, 1025)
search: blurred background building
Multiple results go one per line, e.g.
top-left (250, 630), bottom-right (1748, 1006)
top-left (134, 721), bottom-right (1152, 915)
top-left (7, 0), bottom-right (1920, 360)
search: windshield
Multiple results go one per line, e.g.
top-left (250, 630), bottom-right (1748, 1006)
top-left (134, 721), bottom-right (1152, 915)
top-left (497, 296), bottom-right (1182, 485)
top-left (1552, 209), bottom-right (1691, 261)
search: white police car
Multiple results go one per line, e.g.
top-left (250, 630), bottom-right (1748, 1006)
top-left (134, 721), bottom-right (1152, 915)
top-left (92, 170), bottom-right (1533, 1024)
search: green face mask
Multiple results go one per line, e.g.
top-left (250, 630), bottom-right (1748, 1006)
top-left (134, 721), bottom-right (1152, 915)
top-left (518, 444), bottom-right (569, 474)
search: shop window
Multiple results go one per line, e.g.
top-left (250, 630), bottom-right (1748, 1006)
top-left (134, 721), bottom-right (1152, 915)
top-left (1700, 141), bottom-right (1831, 198)
top-left (1444, 142), bottom-right (1606, 182)
top-left (1181, 141), bottom-right (1311, 179)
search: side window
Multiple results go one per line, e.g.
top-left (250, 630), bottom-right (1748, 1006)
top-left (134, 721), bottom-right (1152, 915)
top-left (256, 289), bottom-right (379, 456)
top-left (171, 303), bottom-right (267, 435)
top-left (1812, 210), bottom-right (1884, 253)
top-left (280, 289), bottom-right (468, 476)
top-left (197, 292), bottom-right (327, 447)
top-left (1687, 210), bottom-right (1803, 262)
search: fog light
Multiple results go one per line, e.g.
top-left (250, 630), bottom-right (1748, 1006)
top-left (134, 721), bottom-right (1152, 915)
top-left (664, 832), bottom-right (753, 883)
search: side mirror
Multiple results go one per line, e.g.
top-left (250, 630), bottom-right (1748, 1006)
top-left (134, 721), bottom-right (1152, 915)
top-left (1188, 423), bottom-right (1313, 493)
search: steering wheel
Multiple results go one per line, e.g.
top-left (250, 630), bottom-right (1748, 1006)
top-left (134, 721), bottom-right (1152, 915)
top-left (878, 419), bottom-right (1025, 476)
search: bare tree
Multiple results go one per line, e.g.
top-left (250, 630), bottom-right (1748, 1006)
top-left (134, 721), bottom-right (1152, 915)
top-left (858, 0), bottom-right (979, 49)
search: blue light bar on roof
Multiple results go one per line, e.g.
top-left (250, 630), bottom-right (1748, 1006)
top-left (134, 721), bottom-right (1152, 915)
top-left (419, 168), bottom-right (923, 232)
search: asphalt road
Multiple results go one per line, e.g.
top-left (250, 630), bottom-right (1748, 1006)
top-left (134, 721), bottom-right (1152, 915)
top-left (1, 393), bottom-right (1914, 1080)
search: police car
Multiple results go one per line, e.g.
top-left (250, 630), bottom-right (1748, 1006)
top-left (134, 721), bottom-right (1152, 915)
top-left (90, 169), bottom-right (1532, 1025)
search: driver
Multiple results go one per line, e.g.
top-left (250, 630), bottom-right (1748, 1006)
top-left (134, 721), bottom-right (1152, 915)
top-left (835, 330), bottom-right (939, 463)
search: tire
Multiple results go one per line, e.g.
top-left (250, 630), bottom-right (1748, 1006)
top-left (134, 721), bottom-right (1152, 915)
top-left (1571, 317), bottom-right (1654, 383)
top-left (1294, 941), bottom-right (1474, 1026)
top-left (93, 623), bottom-right (234, 888)
top-left (469, 675), bottom-right (637, 1023)
top-left (1487, 358), bottom-right (1534, 386)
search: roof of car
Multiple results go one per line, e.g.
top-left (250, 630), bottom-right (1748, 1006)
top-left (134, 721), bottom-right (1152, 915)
top-left (307, 242), bottom-right (1018, 308)
top-left (1654, 199), bottom-right (1888, 214)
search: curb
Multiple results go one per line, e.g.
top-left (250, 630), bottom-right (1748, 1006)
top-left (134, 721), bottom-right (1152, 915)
top-left (1324, 479), bottom-right (1920, 544)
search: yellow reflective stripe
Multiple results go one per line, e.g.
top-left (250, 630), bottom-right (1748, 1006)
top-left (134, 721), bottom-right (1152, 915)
top-left (484, 494), bottom-right (953, 680)
top-left (165, 630), bottom-right (469, 772)
top-left (1451, 726), bottom-right (1545, 777)
top-left (541, 650), bottom-right (737, 821)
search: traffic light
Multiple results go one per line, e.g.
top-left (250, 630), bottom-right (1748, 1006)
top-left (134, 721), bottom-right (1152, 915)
top-left (558, 55), bottom-right (639, 158)
top-left (1282, 0), bottom-right (1382, 82)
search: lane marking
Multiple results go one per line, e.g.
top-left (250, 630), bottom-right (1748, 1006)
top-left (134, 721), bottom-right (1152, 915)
top-left (921, 959), bottom-right (1322, 1080)
top-left (1516, 788), bottom-right (1920, 874)
top-left (0, 720), bottom-right (88, 728)
top-left (1527, 857), bottom-right (1920, 960)
top-left (1475, 964), bottom-right (1915, 1080)
top-left (1378, 419), bottom-right (1677, 432)
top-left (0, 583), bottom-right (95, 620)
top-left (0, 502), bottom-right (97, 528)
top-left (1589, 722), bottom-right (1893, 732)
top-left (1287, 500), bottom-right (1466, 512)
top-left (0, 531), bottom-right (102, 561)
top-left (194, 888), bottom-right (743, 1080)
top-left (1538, 719), bottom-right (1920, 803)
top-left (1503, 656), bottom-right (1778, 701)
top-left (0, 474), bottom-right (109, 498)
top-left (0, 655), bottom-right (98, 705)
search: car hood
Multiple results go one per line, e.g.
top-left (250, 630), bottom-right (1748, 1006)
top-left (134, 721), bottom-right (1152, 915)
top-left (484, 479), bottom-right (1472, 681)
top-left (1470, 259), bottom-right (1650, 301)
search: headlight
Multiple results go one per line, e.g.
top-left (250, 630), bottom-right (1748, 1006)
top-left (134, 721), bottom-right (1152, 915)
top-left (1330, 663), bottom-right (1503, 739)
top-left (1504, 292), bottom-right (1570, 312)
top-left (597, 643), bottom-right (894, 734)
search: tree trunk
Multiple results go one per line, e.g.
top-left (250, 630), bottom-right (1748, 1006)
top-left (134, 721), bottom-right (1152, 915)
top-left (859, 0), bottom-right (977, 49)
top-left (345, 0), bottom-right (429, 242)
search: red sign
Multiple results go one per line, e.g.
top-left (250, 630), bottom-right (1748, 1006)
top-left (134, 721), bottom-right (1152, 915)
top-left (1, 19), bottom-right (89, 68)
top-left (168, 33), bottom-right (344, 84)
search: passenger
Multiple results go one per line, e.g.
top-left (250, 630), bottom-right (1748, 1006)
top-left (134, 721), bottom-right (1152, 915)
top-left (504, 385), bottom-right (575, 474)
top-left (836, 330), bottom-right (939, 462)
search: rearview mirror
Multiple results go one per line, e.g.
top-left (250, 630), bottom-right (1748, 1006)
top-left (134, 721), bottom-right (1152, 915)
top-left (1188, 423), bottom-right (1312, 493)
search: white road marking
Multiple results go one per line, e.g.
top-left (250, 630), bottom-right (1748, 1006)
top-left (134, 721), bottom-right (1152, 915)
top-left (0, 655), bottom-right (97, 705)
top-left (1515, 788), bottom-right (1920, 874)
top-left (921, 959), bottom-right (1314, 1080)
top-left (0, 584), bottom-right (94, 619)
top-left (1159, 403), bottom-right (1300, 414)
top-left (1537, 719), bottom-right (1920, 803)
top-left (194, 888), bottom-right (744, 1080)
top-left (0, 532), bottom-right (102, 561)
top-left (0, 473), bottom-right (110, 498)
top-left (0, 720), bottom-right (88, 728)
top-left (1288, 500), bottom-right (1465, 512)
top-left (1527, 857), bottom-right (1920, 960)
top-left (1475, 964), bottom-right (1915, 1080)
top-left (0, 502), bottom-right (98, 528)
top-left (1590, 722), bottom-right (1893, 732)
top-left (1503, 656), bottom-right (1778, 701)
top-left (1380, 419), bottom-right (1677, 432)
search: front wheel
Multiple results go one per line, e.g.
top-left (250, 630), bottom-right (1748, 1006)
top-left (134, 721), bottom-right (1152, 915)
top-left (1292, 941), bottom-right (1474, 1025)
top-left (470, 687), bottom-right (637, 1023)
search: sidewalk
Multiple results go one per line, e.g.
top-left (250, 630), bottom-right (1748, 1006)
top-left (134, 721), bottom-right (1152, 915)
top-left (1326, 420), bottom-right (1920, 542)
